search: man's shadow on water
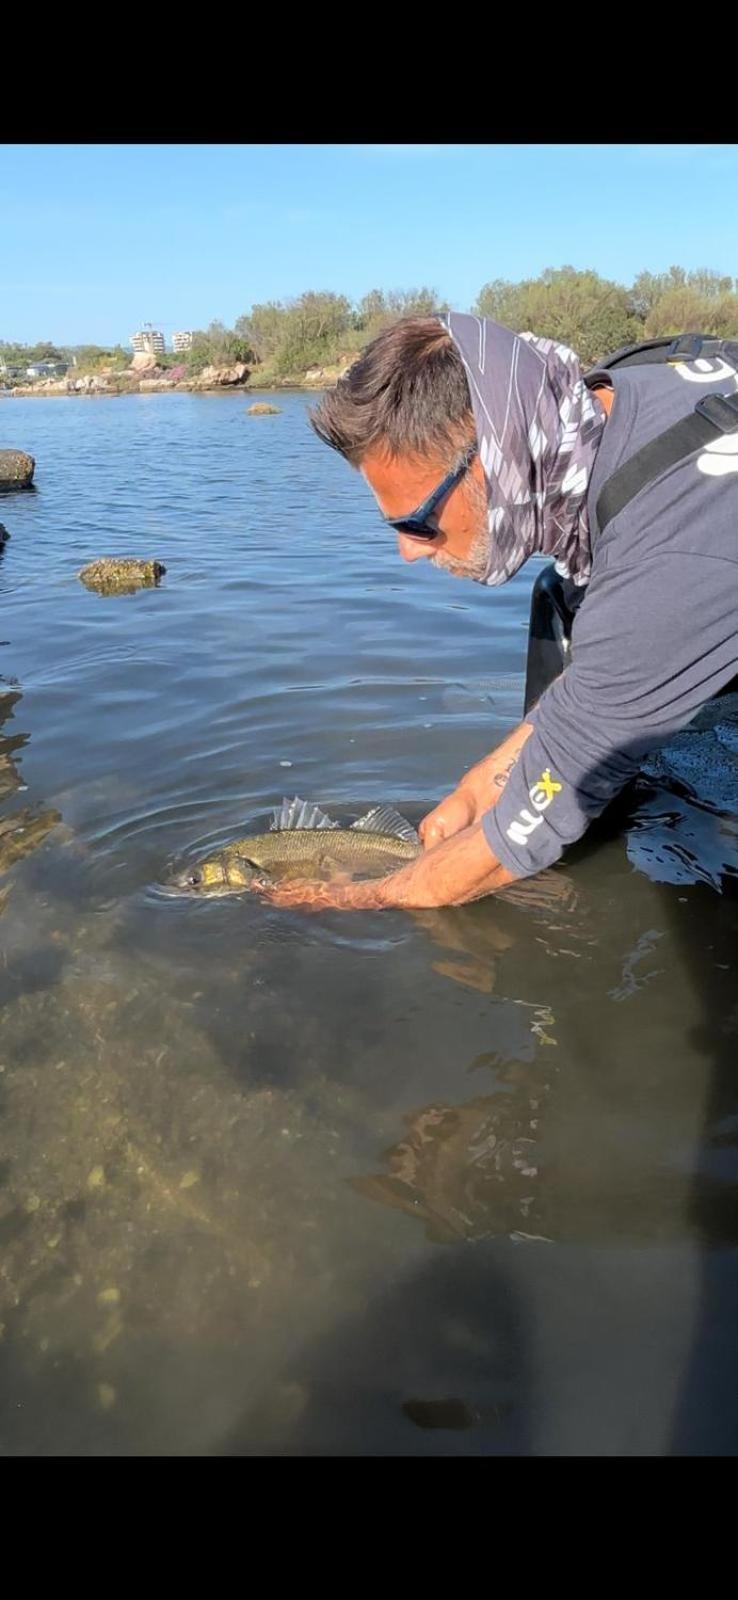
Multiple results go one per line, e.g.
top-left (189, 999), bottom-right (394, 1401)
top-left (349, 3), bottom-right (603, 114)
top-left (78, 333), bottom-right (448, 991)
top-left (550, 710), bottom-right (738, 1454)
top-left (667, 878), bottom-right (738, 1456)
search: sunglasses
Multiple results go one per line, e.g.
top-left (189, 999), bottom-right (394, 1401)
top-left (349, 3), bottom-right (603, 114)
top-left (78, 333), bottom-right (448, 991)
top-left (382, 442), bottom-right (478, 541)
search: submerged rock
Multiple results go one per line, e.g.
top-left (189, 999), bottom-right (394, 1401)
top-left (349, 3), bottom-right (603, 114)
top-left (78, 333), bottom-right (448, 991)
top-left (0, 450), bottom-right (35, 490)
top-left (247, 402), bottom-right (280, 416)
top-left (78, 557), bottom-right (166, 596)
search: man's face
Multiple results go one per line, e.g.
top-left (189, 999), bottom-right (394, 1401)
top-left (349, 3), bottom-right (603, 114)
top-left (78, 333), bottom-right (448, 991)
top-left (361, 444), bottom-right (490, 580)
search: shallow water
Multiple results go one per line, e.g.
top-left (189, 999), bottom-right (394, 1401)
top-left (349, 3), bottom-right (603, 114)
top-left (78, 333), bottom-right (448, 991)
top-left (0, 391), bottom-right (736, 1456)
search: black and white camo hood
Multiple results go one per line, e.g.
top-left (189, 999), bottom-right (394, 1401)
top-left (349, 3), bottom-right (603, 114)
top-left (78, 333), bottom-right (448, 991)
top-left (443, 312), bottom-right (607, 587)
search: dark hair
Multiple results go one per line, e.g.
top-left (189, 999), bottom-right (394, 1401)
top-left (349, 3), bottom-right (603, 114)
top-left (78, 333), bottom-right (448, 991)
top-left (309, 317), bottom-right (474, 467)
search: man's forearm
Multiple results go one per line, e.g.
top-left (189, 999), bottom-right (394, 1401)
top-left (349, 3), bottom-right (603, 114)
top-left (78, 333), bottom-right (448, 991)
top-left (374, 822), bottom-right (516, 907)
top-left (460, 720), bottom-right (536, 809)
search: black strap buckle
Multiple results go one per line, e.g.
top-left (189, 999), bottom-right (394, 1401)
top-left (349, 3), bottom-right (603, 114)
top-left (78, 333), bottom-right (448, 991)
top-left (695, 392), bottom-right (738, 433)
top-left (668, 334), bottom-right (705, 360)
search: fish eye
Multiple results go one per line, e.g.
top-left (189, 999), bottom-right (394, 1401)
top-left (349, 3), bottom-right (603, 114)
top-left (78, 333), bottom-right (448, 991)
top-left (189, 868), bottom-right (203, 887)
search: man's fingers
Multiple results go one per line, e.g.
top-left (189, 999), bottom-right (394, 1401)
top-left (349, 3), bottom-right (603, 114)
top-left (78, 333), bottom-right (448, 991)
top-left (420, 812), bottom-right (445, 848)
top-left (252, 879), bottom-right (331, 912)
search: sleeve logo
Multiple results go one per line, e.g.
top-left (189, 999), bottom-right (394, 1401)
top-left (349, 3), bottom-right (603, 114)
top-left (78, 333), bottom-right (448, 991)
top-left (506, 768), bottom-right (562, 849)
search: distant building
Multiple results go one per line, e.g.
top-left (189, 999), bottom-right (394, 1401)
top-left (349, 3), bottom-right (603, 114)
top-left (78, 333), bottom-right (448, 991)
top-left (131, 324), bottom-right (165, 356)
top-left (172, 330), bottom-right (194, 353)
top-left (26, 360), bottom-right (69, 379)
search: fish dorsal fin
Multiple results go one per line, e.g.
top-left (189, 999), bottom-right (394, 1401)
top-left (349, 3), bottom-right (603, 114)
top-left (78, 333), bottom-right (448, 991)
top-left (351, 805), bottom-right (419, 844)
top-left (271, 796), bottom-right (339, 832)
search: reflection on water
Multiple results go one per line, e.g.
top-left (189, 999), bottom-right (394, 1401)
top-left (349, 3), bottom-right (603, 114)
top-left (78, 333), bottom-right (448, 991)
top-left (352, 1033), bottom-right (738, 1250)
top-left (0, 394), bottom-right (736, 1455)
top-left (352, 1076), bottom-right (556, 1245)
top-left (413, 867), bottom-right (583, 993)
top-left (627, 693), bottom-right (738, 890)
top-left (0, 690), bottom-right (25, 799)
top-left (0, 685), bottom-right (61, 895)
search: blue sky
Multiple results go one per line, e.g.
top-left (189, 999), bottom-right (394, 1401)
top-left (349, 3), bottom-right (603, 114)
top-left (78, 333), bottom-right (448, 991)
top-left (3, 143), bottom-right (738, 345)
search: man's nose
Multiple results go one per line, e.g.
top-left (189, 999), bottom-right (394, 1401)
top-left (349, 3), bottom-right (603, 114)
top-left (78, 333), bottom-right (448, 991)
top-left (398, 533), bottom-right (435, 563)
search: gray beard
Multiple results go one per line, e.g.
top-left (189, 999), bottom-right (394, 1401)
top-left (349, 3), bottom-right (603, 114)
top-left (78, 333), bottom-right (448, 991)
top-left (430, 475), bottom-right (491, 582)
top-left (430, 521), bottom-right (491, 582)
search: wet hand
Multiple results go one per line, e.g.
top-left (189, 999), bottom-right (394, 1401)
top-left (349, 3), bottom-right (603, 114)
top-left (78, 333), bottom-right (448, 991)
top-left (419, 788), bottom-right (477, 851)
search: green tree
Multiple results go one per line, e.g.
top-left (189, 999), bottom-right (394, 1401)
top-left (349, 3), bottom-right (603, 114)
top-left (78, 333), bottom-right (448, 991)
top-left (28, 341), bottom-right (65, 363)
top-left (274, 291), bottom-right (352, 374)
top-left (0, 342), bottom-right (28, 368)
top-left (630, 266), bottom-right (735, 322)
top-left (355, 288), bottom-right (387, 331)
top-left (685, 268), bottom-right (734, 300)
top-left (354, 286), bottom-right (447, 342)
top-left (475, 266), bottom-right (643, 366)
top-left (236, 303), bottom-right (284, 364)
top-left (184, 320), bottom-right (253, 374)
top-left (64, 344), bottom-right (130, 372)
top-left (644, 285), bottom-right (738, 339)
top-left (0, 340), bottom-right (65, 368)
top-left (629, 267), bottom-right (687, 319)
top-left (238, 292), bottom-right (352, 376)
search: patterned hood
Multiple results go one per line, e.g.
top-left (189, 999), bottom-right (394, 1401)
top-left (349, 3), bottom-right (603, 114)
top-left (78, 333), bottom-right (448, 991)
top-left (444, 312), bottom-right (607, 587)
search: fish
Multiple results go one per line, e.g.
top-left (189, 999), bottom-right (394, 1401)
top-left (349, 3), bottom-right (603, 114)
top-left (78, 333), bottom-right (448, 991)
top-left (171, 796), bottom-right (421, 894)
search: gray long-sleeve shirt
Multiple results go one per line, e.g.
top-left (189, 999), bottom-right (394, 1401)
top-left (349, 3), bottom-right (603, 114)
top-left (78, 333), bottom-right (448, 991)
top-left (483, 355), bottom-right (738, 878)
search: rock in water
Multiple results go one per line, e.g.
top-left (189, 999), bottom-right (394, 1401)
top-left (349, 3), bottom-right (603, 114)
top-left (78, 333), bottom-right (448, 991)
top-left (0, 450), bottom-right (35, 490)
top-left (78, 558), bottom-right (166, 596)
top-left (247, 403), bottom-right (280, 415)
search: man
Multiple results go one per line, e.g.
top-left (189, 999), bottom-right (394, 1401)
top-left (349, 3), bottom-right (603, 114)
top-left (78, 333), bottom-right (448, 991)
top-left (253, 312), bottom-right (738, 912)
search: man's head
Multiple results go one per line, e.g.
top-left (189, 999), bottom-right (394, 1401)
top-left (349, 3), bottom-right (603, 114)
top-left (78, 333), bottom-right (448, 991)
top-left (311, 311), bottom-right (609, 591)
top-left (310, 318), bottom-right (491, 579)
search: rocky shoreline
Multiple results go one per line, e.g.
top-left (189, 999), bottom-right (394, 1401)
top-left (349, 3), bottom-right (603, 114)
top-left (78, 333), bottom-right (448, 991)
top-left (1, 353), bottom-right (357, 400)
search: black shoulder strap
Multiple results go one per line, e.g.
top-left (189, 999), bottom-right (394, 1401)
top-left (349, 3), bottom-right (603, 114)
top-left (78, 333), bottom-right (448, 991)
top-left (584, 333), bottom-right (730, 382)
top-left (596, 391), bottom-right (738, 537)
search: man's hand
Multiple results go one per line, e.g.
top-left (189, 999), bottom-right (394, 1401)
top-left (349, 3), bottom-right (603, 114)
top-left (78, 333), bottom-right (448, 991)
top-left (419, 719), bottom-right (536, 851)
top-left (419, 788), bottom-right (477, 850)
